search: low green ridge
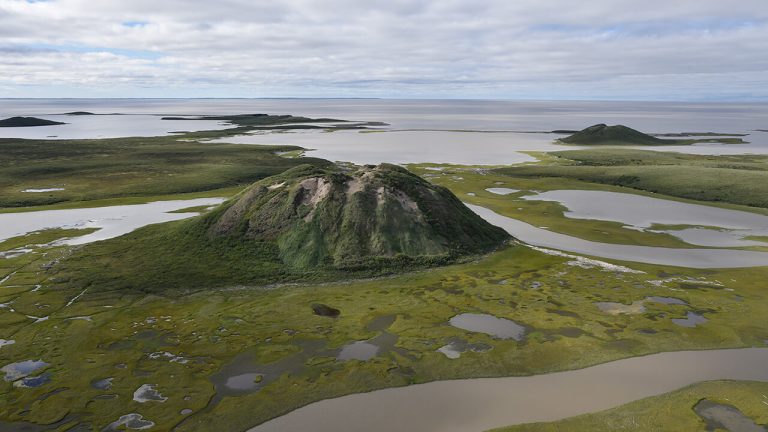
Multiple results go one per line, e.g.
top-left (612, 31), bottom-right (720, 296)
top-left (559, 124), bottom-right (747, 146)
top-left (56, 164), bottom-right (509, 293)
top-left (0, 116), bottom-right (66, 127)
top-left (161, 113), bottom-right (387, 130)
top-left (560, 124), bottom-right (674, 145)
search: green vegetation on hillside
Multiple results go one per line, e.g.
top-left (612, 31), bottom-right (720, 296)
top-left (494, 149), bottom-right (768, 209)
top-left (0, 116), bottom-right (66, 127)
top-left (492, 380), bottom-right (768, 432)
top-left (54, 164), bottom-right (509, 294)
top-left (559, 124), bottom-right (747, 146)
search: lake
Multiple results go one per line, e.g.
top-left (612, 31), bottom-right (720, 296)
top-left (1, 100), bottom-right (767, 162)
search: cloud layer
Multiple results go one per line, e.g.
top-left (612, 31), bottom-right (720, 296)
top-left (1, 0), bottom-right (767, 99)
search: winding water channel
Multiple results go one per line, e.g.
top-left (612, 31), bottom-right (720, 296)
top-left (250, 348), bottom-right (768, 432)
top-left (467, 204), bottom-right (768, 268)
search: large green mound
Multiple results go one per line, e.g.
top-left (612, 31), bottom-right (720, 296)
top-left (560, 124), bottom-right (673, 146)
top-left (58, 164), bottom-right (509, 293)
top-left (0, 116), bottom-right (66, 127)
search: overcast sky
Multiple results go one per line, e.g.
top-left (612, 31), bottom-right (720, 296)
top-left (1, 0), bottom-right (767, 100)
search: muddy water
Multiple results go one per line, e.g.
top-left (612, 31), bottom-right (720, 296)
top-left (249, 348), bottom-right (768, 432)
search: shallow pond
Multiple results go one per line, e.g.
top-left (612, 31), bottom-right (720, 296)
top-left (249, 348), bottom-right (768, 432)
top-left (337, 341), bottom-right (380, 361)
top-left (13, 373), bottom-right (51, 388)
top-left (0, 198), bottom-right (224, 245)
top-left (595, 301), bottom-right (646, 315)
top-left (437, 338), bottom-right (493, 359)
top-left (672, 312), bottom-right (709, 328)
top-left (22, 188), bottom-right (65, 193)
top-left (225, 373), bottom-right (264, 391)
top-left (102, 413), bottom-right (155, 431)
top-left (694, 399), bottom-right (766, 432)
top-left (91, 377), bottom-right (114, 390)
top-left (645, 296), bottom-right (687, 306)
top-left (449, 313), bottom-right (526, 341)
top-left (133, 384), bottom-right (167, 403)
top-left (521, 190), bottom-right (768, 248)
top-left (466, 203), bottom-right (768, 268)
top-left (1, 359), bottom-right (48, 382)
top-left (662, 227), bottom-right (768, 248)
top-left (485, 188), bottom-right (520, 195)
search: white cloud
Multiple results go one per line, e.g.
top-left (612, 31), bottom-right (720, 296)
top-left (0, 0), bottom-right (766, 99)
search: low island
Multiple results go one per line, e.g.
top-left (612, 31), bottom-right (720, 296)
top-left (0, 116), bottom-right (66, 127)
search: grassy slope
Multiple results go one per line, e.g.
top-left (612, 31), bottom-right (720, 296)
top-left (0, 136), bottom-right (330, 208)
top-left (492, 380), bottom-right (768, 431)
top-left (495, 149), bottom-right (768, 209)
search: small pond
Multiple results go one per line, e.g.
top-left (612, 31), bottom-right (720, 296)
top-left (449, 313), bottom-right (526, 341)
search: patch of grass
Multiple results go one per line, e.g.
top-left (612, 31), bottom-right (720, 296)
top-left (3, 237), bottom-right (768, 431)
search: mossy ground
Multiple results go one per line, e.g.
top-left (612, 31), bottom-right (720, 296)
top-left (2, 144), bottom-right (768, 431)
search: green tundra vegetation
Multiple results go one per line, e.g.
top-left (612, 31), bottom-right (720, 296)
top-left (2, 126), bottom-right (768, 431)
top-left (3, 223), bottom-right (768, 431)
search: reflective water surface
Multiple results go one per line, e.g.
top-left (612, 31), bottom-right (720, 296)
top-left (250, 348), bottom-right (768, 432)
